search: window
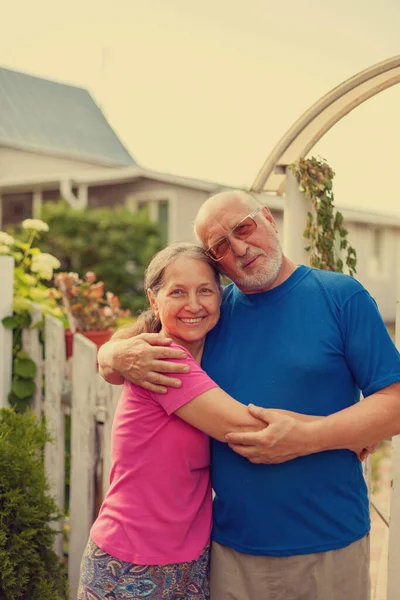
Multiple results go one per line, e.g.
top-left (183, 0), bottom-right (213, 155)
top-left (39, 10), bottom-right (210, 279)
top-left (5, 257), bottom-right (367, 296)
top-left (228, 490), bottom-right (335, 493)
top-left (372, 228), bottom-right (383, 262)
top-left (2, 193), bottom-right (32, 225)
top-left (130, 197), bottom-right (169, 243)
top-left (158, 201), bottom-right (169, 243)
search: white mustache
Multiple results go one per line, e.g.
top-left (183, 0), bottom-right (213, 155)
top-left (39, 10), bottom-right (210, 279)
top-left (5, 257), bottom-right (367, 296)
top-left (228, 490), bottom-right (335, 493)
top-left (237, 251), bottom-right (267, 268)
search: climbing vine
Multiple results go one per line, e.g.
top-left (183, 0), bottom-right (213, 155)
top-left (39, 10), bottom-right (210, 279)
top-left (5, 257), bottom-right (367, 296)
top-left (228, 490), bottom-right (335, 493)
top-left (290, 157), bottom-right (357, 275)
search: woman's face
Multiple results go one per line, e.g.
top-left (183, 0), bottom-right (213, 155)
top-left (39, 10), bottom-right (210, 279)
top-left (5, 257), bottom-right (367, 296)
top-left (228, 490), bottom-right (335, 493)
top-left (148, 256), bottom-right (221, 345)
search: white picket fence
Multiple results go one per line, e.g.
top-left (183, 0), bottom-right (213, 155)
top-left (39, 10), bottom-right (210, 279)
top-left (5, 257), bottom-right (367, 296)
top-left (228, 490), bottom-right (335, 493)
top-left (27, 313), bottom-right (122, 598)
top-left (0, 257), bottom-right (122, 599)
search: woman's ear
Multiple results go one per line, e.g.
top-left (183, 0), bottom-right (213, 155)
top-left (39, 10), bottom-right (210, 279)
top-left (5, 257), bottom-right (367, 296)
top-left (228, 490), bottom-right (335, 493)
top-left (147, 289), bottom-right (159, 319)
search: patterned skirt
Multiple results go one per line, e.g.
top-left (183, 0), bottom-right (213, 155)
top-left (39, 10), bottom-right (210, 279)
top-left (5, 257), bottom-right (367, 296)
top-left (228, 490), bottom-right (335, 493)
top-left (77, 538), bottom-right (210, 600)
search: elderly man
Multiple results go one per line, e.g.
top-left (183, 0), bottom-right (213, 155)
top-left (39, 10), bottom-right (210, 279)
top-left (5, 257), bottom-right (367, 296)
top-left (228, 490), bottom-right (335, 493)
top-left (99, 190), bottom-right (400, 600)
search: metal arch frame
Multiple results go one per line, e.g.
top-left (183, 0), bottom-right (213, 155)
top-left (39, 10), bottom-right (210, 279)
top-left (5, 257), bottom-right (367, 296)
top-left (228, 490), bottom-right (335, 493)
top-left (251, 55), bottom-right (400, 194)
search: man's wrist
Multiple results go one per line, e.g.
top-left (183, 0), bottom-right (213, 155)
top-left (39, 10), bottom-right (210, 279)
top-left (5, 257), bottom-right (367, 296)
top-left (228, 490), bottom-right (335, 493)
top-left (108, 339), bottom-right (127, 373)
top-left (302, 421), bottom-right (327, 455)
top-left (98, 339), bottom-right (123, 373)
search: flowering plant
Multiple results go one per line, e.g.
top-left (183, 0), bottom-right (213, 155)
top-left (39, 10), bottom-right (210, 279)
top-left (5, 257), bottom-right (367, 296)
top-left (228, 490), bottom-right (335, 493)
top-left (54, 271), bottom-right (131, 332)
top-left (0, 219), bottom-right (63, 411)
top-left (0, 219), bottom-right (63, 317)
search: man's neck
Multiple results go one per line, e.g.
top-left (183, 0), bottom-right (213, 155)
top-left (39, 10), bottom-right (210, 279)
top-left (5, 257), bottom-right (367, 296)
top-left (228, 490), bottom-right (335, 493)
top-left (269, 256), bottom-right (298, 290)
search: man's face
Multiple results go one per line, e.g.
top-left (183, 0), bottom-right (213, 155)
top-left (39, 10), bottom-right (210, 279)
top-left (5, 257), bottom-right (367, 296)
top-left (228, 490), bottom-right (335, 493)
top-left (198, 201), bottom-right (283, 293)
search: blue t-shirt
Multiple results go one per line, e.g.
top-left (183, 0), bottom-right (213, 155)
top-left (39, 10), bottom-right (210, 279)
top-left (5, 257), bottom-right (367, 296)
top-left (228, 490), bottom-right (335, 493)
top-left (202, 265), bottom-right (400, 556)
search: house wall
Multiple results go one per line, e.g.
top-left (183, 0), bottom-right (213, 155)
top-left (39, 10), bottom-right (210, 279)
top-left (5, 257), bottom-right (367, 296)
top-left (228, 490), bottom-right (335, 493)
top-left (170, 187), bottom-right (211, 242)
top-left (344, 222), bottom-right (398, 323)
top-left (123, 179), bottom-right (212, 243)
top-left (0, 147), bottom-right (112, 180)
top-left (86, 180), bottom-right (211, 243)
top-left (88, 183), bottom-right (137, 208)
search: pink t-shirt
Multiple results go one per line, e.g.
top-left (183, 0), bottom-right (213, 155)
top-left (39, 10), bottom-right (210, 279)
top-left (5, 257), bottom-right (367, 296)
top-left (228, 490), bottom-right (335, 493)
top-left (90, 344), bottom-right (218, 565)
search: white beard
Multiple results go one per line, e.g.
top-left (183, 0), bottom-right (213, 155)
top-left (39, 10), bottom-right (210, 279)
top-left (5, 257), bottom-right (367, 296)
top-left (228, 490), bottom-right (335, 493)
top-left (232, 237), bottom-right (283, 293)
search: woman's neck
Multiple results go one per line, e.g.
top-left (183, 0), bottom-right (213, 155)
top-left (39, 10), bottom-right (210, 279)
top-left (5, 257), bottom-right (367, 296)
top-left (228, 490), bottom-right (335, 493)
top-left (160, 329), bottom-right (205, 363)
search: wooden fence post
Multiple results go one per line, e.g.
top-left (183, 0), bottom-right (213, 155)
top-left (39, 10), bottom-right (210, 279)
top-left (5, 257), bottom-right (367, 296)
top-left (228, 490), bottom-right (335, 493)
top-left (0, 255), bottom-right (14, 408)
top-left (95, 376), bottom-right (122, 501)
top-left (68, 334), bottom-right (97, 599)
top-left (44, 315), bottom-right (67, 558)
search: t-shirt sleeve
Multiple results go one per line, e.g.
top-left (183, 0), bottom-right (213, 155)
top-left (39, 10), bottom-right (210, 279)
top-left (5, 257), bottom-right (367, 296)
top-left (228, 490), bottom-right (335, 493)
top-left (150, 350), bottom-right (218, 415)
top-left (341, 290), bottom-right (400, 397)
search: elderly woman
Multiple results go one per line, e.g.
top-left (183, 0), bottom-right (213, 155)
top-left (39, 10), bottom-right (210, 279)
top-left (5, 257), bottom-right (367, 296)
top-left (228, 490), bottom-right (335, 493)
top-left (78, 243), bottom-right (266, 599)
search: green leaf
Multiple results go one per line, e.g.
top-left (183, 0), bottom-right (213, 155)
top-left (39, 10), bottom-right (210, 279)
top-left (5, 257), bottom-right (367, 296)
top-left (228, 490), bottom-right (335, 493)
top-left (20, 312), bottom-right (32, 328)
top-left (11, 378), bottom-right (36, 400)
top-left (8, 392), bottom-right (32, 412)
top-left (2, 316), bottom-right (17, 329)
top-left (14, 357), bottom-right (37, 379)
top-left (292, 157), bottom-right (357, 276)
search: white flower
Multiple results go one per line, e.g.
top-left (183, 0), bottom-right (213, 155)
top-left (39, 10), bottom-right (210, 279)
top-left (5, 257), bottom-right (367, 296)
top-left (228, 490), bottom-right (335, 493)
top-left (31, 253), bottom-right (60, 280)
top-left (31, 262), bottom-right (54, 280)
top-left (32, 252), bottom-right (61, 269)
top-left (0, 232), bottom-right (15, 245)
top-left (22, 219), bottom-right (49, 232)
top-left (0, 244), bottom-right (11, 255)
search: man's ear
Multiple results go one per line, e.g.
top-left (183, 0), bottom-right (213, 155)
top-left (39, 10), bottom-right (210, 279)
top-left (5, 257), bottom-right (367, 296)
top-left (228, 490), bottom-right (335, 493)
top-left (147, 289), bottom-right (159, 318)
top-left (262, 206), bottom-right (278, 233)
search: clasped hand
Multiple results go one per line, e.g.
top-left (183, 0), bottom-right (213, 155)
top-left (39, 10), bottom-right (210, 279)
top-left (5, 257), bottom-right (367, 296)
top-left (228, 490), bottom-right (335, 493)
top-left (225, 406), bottom-right (311, 464)
top-left (225, 405), bottom-right (377, 464)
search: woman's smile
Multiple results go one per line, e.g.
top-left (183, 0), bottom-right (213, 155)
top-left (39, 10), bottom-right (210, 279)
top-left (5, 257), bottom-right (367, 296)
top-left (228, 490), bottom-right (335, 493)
top-left (179, 316), bottom-right (206, 325)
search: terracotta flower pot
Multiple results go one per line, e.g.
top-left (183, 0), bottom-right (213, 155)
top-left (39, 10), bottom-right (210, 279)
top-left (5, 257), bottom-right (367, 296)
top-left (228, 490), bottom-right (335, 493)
top-left (65, 329), bottom-right (113, 358)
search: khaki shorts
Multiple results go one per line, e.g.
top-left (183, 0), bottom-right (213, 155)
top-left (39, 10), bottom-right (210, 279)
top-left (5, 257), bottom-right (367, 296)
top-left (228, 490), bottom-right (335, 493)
top-left (210, 535), bottom-right (370, 600)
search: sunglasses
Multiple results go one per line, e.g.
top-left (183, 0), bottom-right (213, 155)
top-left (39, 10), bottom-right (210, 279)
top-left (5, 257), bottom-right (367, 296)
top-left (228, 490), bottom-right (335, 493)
top-left (205, 207), bottom-right (263, 262)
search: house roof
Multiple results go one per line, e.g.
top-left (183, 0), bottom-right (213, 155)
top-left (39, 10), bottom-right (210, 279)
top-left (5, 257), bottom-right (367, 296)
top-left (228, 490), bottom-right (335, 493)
top-left (0, 67), bottom-right (135, 167)
top-left (0, 166), bottom-right (223, 194)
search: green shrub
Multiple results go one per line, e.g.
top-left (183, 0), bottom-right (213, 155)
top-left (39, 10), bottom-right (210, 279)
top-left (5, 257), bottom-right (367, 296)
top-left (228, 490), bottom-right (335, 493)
top-left (0, 409), bottom-right (69, 600)
top-left (38, 201), bottom-right (163, 314)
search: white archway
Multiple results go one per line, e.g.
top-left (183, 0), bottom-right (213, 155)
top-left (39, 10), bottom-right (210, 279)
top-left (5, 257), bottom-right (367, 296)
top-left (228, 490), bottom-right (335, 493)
top-left (251, 55), bottom-right (400, 194)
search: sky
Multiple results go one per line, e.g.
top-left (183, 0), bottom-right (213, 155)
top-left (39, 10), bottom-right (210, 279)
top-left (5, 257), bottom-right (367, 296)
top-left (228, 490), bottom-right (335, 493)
top-left (1, 0), bottom-right (400, 214)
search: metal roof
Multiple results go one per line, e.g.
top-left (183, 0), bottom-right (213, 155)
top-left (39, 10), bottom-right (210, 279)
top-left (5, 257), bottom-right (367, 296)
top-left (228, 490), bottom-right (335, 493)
top-left (0, 67), bottom-right (135, 167)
